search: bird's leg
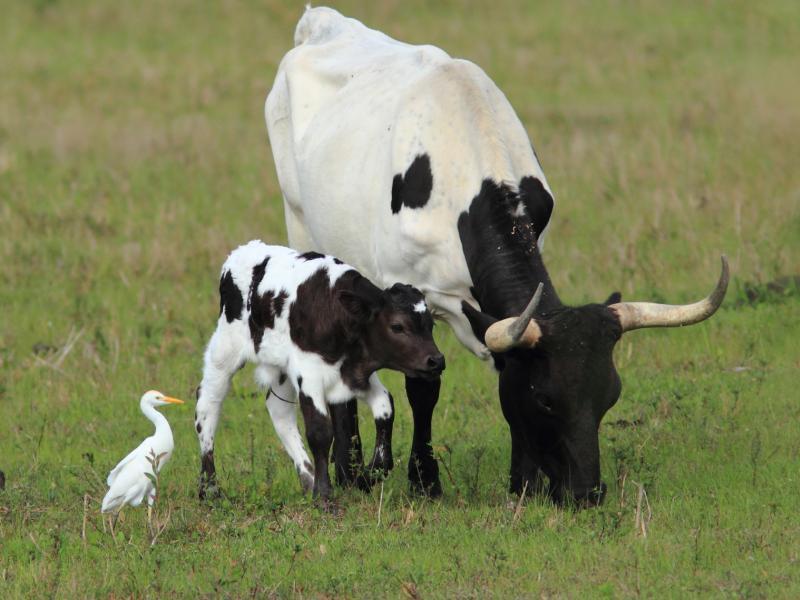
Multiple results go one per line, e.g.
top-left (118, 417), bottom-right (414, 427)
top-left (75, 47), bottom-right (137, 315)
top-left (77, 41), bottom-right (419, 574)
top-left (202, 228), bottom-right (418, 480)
top-left (110, 513), bottom-right (119, 541)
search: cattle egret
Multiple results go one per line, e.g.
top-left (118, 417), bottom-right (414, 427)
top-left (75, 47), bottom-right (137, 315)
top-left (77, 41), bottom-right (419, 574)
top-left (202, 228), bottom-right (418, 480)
top-left (102, 390), bottom-right (184, 532)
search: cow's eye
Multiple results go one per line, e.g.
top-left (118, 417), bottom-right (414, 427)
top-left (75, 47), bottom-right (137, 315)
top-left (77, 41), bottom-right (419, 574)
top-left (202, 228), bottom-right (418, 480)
top-left (390, 323), bottom-right (405, 334)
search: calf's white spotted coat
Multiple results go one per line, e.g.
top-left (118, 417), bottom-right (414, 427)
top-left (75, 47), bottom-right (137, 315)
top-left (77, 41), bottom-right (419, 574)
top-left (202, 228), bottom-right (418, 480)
top-left (195, 241), bottom-right (392, 489)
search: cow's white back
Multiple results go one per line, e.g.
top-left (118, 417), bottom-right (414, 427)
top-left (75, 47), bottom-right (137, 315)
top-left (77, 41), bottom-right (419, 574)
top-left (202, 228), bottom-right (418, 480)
top-left (266, 6), bottom-right (554, 356)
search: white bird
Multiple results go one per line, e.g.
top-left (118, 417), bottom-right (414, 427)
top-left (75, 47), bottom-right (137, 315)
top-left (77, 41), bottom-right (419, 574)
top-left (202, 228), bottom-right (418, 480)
top-left (101, 390), bottom-right (184, 531)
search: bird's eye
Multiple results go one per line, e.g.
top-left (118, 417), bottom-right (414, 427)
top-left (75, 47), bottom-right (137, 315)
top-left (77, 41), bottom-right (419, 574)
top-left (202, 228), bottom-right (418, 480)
top-left (390, 323), bottom-right (404, 334)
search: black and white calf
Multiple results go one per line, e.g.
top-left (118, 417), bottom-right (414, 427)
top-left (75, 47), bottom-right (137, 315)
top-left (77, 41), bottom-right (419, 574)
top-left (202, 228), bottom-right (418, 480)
top-left (195, 240), bottom-right (444, 502)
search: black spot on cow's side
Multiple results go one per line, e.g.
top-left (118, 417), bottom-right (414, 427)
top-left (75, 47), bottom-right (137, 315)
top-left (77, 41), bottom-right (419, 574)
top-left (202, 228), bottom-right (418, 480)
top-left (391, 154), bottom-right (433, 214)
top-left (196, 422), bottom-right (202, 434)
top-left (299, 251), bottom-right (325, 261)
top-left (519, 176), bottom-right (554, 239)
top-left (219, 270), bottom-right (243, 323)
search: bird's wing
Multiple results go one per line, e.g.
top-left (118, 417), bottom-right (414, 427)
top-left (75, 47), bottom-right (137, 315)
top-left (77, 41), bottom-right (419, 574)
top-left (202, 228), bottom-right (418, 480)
top-left (106, 437), bottom-right (155, 486)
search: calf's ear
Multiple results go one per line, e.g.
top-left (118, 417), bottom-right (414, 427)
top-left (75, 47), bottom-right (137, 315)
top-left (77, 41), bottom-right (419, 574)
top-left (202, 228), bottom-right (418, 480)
top-left (339, 290), bottom-right (373, 320)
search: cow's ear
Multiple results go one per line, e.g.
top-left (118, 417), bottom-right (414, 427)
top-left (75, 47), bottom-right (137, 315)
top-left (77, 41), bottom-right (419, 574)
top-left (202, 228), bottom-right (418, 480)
top-left (461, 300), bottom-right (498, 346)
top-left (604, 292), bottom-right (622, 305)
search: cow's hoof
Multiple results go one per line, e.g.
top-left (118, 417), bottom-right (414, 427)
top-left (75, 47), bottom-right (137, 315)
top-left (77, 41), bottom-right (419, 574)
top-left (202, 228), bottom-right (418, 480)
top-left (408, 455), bottom-right (442, 498)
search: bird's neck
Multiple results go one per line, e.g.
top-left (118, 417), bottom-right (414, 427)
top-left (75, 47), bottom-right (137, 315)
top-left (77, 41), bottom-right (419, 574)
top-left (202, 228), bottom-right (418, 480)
top-left (141, 403), bottom-right (171, 438)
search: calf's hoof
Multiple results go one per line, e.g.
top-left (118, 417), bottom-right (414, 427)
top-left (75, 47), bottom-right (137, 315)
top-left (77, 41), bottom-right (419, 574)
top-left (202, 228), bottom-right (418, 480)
top-left (315, 497), bottom-right (343, 516)
top-left (198, 476), bottom-right (221, 501)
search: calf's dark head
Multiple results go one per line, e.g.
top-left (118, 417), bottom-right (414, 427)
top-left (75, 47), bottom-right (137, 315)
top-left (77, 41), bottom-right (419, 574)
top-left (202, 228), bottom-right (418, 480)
top-left (464, 258), bottom-right (729, 507)
top-left (340, 280), bottom-right (444, 380)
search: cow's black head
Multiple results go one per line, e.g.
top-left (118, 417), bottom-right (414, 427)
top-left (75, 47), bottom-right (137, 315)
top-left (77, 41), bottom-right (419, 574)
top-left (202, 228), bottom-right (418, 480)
top-left (340, 279), bottom-right (444, 380)
top-left (463, 258), bottom-right (728, 507)
top-left (464, 295), bottom-right (621, 506)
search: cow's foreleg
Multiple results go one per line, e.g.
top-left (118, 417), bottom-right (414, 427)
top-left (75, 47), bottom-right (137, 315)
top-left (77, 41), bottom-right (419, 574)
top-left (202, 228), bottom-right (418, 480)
top-left (299, 392), bottom-right (334, 505)
top-left (195, 326), bottom-right (242, 500)
top-left (405, 375), bottom-right (442, 497)
top-left (330, 399), bottom-right (366, 490)
top-left (266, 379), bottom-right (314, 494)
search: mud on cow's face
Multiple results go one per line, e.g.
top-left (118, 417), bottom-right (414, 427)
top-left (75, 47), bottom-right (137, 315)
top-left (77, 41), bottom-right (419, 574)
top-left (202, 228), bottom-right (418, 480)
top-left (371, 284), bottom-right (445, 380)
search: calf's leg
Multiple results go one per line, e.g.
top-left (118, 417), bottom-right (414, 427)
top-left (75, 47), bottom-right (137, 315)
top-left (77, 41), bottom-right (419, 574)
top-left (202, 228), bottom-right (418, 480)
top-left (406, 375), bottom-right (442, 497)
top-left (195, 326), bottom-right (243, 499)
top-left (363, 376), bottom-right (395, 480)
top-left (299, 392), bottom-right (334, 504)
top-left (330, 400), bottom-right (366, 490)
top-left (266, 378), bottom-right (314, 494)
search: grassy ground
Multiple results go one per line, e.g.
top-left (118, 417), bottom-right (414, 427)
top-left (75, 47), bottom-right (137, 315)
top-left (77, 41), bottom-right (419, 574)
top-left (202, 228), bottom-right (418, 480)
top-left (2, 0), bottom-right (799, 597)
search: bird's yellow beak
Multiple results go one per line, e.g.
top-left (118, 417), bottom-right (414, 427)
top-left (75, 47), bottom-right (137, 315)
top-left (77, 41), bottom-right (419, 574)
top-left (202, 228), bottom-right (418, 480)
top-left (163, 396), bottom-right (185, 405)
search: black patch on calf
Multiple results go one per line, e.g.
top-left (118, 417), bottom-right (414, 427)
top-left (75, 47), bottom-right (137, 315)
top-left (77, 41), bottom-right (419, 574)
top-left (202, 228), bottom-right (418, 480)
top-left (219, 270), bottom-right (243, 323)
top-left (247, 254), bottom-right (286, 353)
top-left (391, 154), bottom-right (433, 214)
top-left (247, 257), bottom-right (270, 311)
top-left (273, 290), bottom-right (287, 317)
top-left (299, 251), bottom-right (325, 261)
top-left (196, 422), bottom-right (202, 434)
top-left (249, 288), bottom-right (289, 353)
top-left (289, 268), bottom-right (371, 363)
top-left (278, 372), bottom-right (287, 385)
top-left (519, 176), bottom-right (554, 239)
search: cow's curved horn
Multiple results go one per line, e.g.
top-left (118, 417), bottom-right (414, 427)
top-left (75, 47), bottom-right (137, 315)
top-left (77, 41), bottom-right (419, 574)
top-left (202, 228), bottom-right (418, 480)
top-left (485, 283), bottom-right (544, 352)
top-left (610, 256), bottom-right (729, 332)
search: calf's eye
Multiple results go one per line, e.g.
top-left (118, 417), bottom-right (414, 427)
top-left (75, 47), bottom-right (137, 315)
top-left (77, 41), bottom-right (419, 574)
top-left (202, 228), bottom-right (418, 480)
top-left (391, 324), bottom-right (404, 334)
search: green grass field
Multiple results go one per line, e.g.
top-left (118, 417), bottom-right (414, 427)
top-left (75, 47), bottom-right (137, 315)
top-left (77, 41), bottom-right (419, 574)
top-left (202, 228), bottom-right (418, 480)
top-left (2, 1), bottom-right (799, 597)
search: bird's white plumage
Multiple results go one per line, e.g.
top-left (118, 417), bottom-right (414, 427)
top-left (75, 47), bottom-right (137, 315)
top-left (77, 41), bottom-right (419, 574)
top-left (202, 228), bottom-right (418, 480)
top-left (101, 390), bottom-right (183, 514)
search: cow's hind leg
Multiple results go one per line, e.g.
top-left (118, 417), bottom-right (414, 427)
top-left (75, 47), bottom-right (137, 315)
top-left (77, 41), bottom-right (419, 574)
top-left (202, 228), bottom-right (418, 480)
top-left (299, 392), bottom-right (335, 507)
top-left (406, 375), bottom-right (442, 497)
top-left (266, 378), bottom-right (314, 494)
top-left (196, 326), bottom-right (243, 499)
top-left (330, 400), bottom-right (367, 490)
